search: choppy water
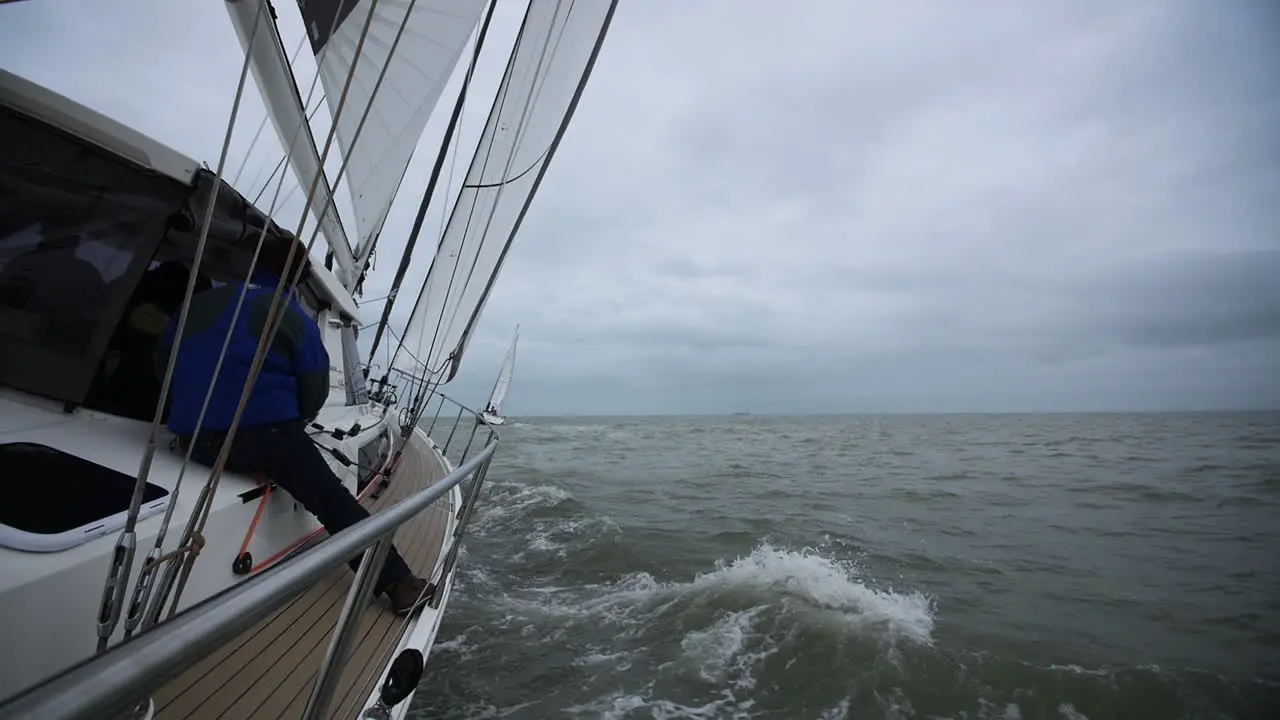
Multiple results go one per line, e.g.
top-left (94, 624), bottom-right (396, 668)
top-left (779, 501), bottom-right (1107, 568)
top-left (410, 412), bottom-right (1280, 720)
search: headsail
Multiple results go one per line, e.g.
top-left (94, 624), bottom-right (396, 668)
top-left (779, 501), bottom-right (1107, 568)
top-left (391, 0), bottom-right (618, 381)
top-left (486, 325), bottom-right (519, 414)
top-left (295, 0), bottom-right (490, 283)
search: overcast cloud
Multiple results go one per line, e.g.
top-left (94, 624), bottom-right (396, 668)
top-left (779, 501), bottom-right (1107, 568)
top-left (2, 0), bottom-right (1277, 415)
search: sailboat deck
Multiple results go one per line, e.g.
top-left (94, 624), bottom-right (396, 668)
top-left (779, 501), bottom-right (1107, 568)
top-left (151, 435), bottom-right (451, 719)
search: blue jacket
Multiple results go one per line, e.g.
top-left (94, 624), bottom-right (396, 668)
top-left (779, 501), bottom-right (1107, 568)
top-left (156, 272), bottom-right (331, 436)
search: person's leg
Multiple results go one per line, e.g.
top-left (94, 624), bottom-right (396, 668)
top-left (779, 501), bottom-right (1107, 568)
top-left (189, 421), bottom-right (414, 594)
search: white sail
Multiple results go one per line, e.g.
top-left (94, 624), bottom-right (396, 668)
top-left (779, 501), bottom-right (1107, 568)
top-left (294, 0), bottom-right (489, 280)
top-left (486, 326), bottom-right (518, 413)
top-left (392, 0), bottom-right (617, 379)
top-left (224, 0), bottom-right (356, 283)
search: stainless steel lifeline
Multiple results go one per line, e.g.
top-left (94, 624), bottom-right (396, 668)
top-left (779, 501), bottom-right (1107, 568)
top-left (0, 390), bottom-right (500, 720)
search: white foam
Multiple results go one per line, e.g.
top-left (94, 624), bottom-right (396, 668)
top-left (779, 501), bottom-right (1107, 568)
top-left (1058, 703), bottom-right (1090, 720)
top-left (673, 544), bottom-right (936, 644)
top-left (567, 692), bottom-right (752, 720)
top-left (432, 631), bottom-right (475, 660)
top-left (817, 698), bottom-right (851, 720)
top-left (471, 482), bottom-right (572, 533)
top-left (456, 700), bottom-right (538, 719)
top-left (574, 649), bottom-right (632, 668)
top-left (492, 543), bottom-right (935, 647)
top-left (875, 687), bottom-right (915, 719)
top-left (679, 606), bottom-right (773, 688)
top-left (516, 515), bottom-right (622, 559)
top-left (462, 542), bottom-right (938, 719)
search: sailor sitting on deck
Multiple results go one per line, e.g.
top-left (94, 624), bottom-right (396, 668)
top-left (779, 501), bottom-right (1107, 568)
top-left (155, 235), bottom-right (432, 615)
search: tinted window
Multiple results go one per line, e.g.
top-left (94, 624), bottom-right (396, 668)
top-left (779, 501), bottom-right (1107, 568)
top-left (0, 107), bottom-right (189, 405)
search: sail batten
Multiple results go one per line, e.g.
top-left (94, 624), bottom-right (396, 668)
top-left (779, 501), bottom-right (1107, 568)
top-left (296, 0), bottom-right (489, 280)
top-left (391, 0), bottom-right (618, 382)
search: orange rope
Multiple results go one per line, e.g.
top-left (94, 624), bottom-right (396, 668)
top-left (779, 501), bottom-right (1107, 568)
top-left (246, 468), bottom-right (385, 575)
top-left (236, 477), bottom-right (274, 558)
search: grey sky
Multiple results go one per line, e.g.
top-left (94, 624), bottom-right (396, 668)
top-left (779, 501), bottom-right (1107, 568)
top-left (2, 0), bottom-right (1277, 414)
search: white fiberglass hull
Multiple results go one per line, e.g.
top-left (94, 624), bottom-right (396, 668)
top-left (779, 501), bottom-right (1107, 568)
top-left (0, 392), bottom-right (461, 718)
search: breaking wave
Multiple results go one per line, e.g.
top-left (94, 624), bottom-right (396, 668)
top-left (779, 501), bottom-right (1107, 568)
top-left (413, 413), bottom-right (1279, 719)
top-left (417, 472), bottom-right (945, 719)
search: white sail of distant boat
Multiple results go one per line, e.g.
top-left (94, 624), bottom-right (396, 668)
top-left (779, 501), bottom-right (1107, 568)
top-left (0, 0), bottom-right (618, 719)
top-left (481, 326), bottom-right (519, 425)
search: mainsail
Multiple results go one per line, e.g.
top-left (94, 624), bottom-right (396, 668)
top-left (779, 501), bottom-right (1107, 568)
top-left (294, 0), bottom-right (490, 282)
top-left (486, 325), bottom-right (519, 414)
top-left (391, 0), bottom-right (617, 380)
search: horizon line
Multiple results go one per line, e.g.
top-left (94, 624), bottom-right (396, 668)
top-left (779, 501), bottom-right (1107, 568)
top-left (502, 408), bottom-right (1280, 419)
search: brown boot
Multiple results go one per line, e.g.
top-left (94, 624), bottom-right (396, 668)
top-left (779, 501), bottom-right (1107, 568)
top-left (383, 576), bottom-right (435, 615)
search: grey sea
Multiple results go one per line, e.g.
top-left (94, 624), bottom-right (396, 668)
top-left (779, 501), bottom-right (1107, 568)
top-left (410, 412), bottom-right (1280, 720)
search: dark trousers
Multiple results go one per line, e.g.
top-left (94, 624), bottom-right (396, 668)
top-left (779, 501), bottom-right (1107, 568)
top-left (186, 419), bottom-right (413, 594)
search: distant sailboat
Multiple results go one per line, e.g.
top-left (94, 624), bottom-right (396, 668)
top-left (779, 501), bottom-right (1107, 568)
top-left (480, 327), bottom-right (519, 426)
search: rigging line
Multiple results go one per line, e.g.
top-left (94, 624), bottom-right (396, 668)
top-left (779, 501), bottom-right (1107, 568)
top-left (404, 99), bottom-right (467, 412)
top-left (389, 329), bottom-right (442, 379)
top-left (393, 393), bottom-right (494, 630)
top-left (404, 101), bottom-right (468, 410)
top-left (398, 0), bottom-right (539, 401)
top-left (270, 4), bottom-right (353, 255)
top-left (309, 0), bottom-right (426, 276)
top-left (244, 15), bottom-right (334, 207)
top-left (366, 0), bottom-right (500, 362)
top-left (96, 0), bottom-right (270, 653)
top-left (140, 1), bottom-right (369, 623)
top-left (418, 0), bottom-right (570, 376)
top-left (271, 0), bottom-right (436, 259)
top-left (352, 0), bottom-right (501, 289)
top-left (286, 0), bottom-right (451, 297)
top-left (133, 11), bottom-right (349, 636)
top-left (441, 0), bottom-right (571, 348)
top-left (382, 320), bottom-right (397, 377)
top-left (356, 291), bottom-right (394, 306)
top-left (452, 0), bottom-right (615, 371)
top-left (412, 0), bottom-right (560, 390)
top-left (249, 93), bottom-right (329, 206)
top-left (461, 143), bottom-right (551, 189)
top-left (232, 31), bottom-right (310, 187)
top-left (164, 0), bottom-right (385, 618)
top-left (350, 142), bottom-right (407, 295)
top-left (456, 0), bottom-right (574, 195)
top-left (248, 34), bottom-right (333, 209)
top-left (135, 121), bottom-right (303, 635)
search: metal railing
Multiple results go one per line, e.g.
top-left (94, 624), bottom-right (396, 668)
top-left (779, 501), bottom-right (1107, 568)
top-left (0, 389), bottom-right (499, 720)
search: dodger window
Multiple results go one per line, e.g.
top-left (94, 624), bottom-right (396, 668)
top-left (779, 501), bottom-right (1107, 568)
top-left (0, 105), bottom-right (187, 407)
